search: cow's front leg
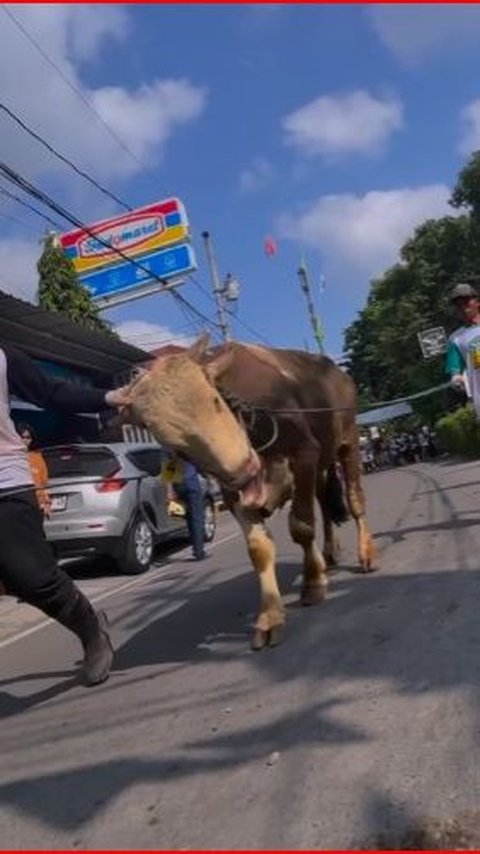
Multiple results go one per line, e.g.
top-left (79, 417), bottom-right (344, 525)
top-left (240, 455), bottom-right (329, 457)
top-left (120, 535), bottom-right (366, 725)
top-left (236, 508), bottom-right (285, 651)
top-left (289, 456), bottom-right (328, 606)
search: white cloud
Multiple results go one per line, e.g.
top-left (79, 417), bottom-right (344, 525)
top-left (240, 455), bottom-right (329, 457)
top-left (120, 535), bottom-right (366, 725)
top-left (67, 6), bottom-right (128, 62)
top-left (0, 236), bottom-right (40, 303)
top-left (91, 80), bottom-right (206, 168)
top-left (459, 99), bottom-right (480, 155)
top-left (239, 157), bottom-right (274, 193)
top-left (115, 320), bottom-right (195, 352)
top-left (368, 5), bottom-right (480, 64)
top-left (0, 5), bottom-right (207, 184)
top-left (277, 185), bottom-right (453, 278)
top-left (282, 90), bottom-right (403, 158)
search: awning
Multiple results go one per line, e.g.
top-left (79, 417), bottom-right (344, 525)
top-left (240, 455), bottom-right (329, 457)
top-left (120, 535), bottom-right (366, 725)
top-left (10, 397), bottom-right (98, 418)
top-left (356, 402), bottom-right (413, 426)
top-left (0, 290), bottom-right (149, 376)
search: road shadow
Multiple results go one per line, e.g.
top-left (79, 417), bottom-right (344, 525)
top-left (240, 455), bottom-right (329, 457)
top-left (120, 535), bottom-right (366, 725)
top-left (3, 560), bottom-right (480, 838)
top-left (3, 554), bottom-right (480, 839)
top-left (359, 790), bottom-right (480, 850)
top-left (3, 456), bottom-right (480, 842)
top-left (63, 537), bottom-right (188, 581)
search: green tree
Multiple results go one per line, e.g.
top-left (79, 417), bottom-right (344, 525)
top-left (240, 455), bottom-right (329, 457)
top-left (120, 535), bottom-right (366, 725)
top-left (344, 151), bottom-right (480, 423)
top-left (37, 233), bottom-right (115, 336)
top-left (450, 151), bottom-right (480, 219)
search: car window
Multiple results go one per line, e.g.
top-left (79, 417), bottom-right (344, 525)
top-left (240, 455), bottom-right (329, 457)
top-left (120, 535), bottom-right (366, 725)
top-left (127, 449), bottom-right (163, 477)
top-left (44, 446), bottom-right (119, 479)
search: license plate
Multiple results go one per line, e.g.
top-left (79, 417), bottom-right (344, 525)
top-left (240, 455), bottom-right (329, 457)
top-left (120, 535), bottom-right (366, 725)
top-left (51, 495), bottom-right (67, 512)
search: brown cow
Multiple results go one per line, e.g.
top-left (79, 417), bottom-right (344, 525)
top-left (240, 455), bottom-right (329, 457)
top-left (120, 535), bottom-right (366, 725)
top-left (121, 336), bottom-right (376, 650)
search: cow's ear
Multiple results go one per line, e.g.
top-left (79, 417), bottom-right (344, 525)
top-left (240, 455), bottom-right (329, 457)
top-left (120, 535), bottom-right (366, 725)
top-left (205, 345), bottom-right (235, 382)
top-left (186, 333), bottom-right (210, 363)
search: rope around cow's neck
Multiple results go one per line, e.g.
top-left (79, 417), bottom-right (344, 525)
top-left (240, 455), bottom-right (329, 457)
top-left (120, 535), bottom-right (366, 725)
top-left (4, 379), bottom-right (444, 505)
top-left (222, 381), bottom-right (450, 419)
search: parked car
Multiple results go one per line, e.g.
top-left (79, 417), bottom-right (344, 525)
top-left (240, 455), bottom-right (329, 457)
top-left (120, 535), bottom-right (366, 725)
top-left (43, 442), bottom-right (217, 575)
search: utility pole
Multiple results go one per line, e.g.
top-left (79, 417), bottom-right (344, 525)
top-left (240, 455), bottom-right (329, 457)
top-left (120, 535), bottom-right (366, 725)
top-left (297, 262), bottom-right (324, 354)
top-left (201, 230), bottom-right (231, 342)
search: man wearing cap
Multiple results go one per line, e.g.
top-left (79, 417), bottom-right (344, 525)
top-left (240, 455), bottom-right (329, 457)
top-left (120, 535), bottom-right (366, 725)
top-left (446, 283), bottom-right (480, 415)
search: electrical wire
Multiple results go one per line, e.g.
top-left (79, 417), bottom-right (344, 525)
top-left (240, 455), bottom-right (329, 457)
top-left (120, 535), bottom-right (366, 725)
top-left (0, 206), bottom-right (38, 235)
top-left (0, 182), bottom-right (63, 230)
top-left (1, 5), bottom-right (156, 181)
top-left (0, 160), bottom-right (219, 333)
top-left (189, 274), bottom-right (272, 345)
top-left (0, 14), bottom-right (269, 347)
top-left (0, 100), bottom-right (132, 212)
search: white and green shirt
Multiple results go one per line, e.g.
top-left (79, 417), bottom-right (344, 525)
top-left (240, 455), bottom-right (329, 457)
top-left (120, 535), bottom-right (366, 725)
top-left (446, 323), bottom-right (480, 415)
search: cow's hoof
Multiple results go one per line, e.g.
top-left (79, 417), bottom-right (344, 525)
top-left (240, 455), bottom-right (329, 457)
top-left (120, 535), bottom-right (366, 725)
top-left (301, 584), bottom-right (327, 606)
top-left (324, 552), bottom-right (338, 568)
top-left (268, 624), bottom-right (285, 647)
top-left (358, 555), bottom-right (378, 573)
top-left (251, 625), bottom-right (285, 651)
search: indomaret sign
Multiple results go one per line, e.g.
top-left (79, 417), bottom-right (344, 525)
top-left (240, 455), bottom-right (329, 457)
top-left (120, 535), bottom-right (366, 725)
top-left (60, 198), bottom-right (197, 308)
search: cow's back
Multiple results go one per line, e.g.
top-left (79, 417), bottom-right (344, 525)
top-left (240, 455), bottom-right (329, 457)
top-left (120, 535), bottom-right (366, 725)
top-left (208, 342), bottom-right (357, 460)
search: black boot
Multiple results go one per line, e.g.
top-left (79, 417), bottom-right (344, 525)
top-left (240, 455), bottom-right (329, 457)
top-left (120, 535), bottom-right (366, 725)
top-left (56, 593), bottom-right (114, 686)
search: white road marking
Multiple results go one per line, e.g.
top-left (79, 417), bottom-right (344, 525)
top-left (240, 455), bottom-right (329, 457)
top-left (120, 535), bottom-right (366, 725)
top-left (0, 530), bottom-right (240, 651)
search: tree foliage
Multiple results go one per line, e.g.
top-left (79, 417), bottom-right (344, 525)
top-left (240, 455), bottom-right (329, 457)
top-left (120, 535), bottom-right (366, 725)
top-left (37, 233), bottom-right (115, 336)
top-left (344, 152), bottom-right (480, 423)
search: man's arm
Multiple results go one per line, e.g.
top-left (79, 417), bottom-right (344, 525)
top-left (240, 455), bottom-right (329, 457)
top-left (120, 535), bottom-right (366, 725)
top-left (445, 339), bottom-right (465, 385)
top-left (4, 345), bottom-right (124, 413)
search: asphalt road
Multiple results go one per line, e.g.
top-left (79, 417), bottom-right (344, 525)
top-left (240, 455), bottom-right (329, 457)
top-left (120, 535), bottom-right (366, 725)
top-left (2, 459), bottom-right (480, 850)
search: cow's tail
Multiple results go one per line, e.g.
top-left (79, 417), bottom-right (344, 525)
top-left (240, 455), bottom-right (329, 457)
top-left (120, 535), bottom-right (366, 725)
top-left (324, 463), bottom-right (350, 525)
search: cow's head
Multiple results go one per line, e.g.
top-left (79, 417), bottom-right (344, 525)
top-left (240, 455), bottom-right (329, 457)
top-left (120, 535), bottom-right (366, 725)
top-left (120, 335), bottom-right (265, 507)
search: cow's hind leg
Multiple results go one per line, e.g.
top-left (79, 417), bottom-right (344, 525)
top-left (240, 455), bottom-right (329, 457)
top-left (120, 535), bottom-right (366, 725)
top-left (316, 467), bottom-right (341, 568)
top-left (289, 457), bottom-right (328, 606)
top-left (236, 508), bottom-right (285, 651)
top-left (338, 440), bottom-right (376, 572)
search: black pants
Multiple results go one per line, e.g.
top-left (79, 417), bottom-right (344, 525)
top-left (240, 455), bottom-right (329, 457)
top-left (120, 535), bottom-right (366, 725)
top-left (0, 491), bottom-right (98, 642)
top-left (175, 485), bottom-right (205, 559)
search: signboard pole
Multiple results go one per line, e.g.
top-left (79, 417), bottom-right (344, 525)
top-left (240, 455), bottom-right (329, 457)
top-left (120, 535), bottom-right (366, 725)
top-left (201, 231), bottom-right (231, 342)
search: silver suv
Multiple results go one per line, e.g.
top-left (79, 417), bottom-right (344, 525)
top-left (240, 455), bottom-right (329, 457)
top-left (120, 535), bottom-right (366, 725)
top-left (43, 443), bottom-right (217, 575)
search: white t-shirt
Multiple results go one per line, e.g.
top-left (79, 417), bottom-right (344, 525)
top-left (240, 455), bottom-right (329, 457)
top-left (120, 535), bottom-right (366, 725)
top-left (447, 324), bottom-right (480, 416)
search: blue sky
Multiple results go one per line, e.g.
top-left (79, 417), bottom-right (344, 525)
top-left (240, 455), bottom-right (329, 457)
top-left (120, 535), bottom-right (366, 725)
top-left (1, 4), bottom-right (480, 357)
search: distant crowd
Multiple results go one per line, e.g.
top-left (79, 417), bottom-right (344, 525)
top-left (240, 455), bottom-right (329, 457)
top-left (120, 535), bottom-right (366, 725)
top-left (359, 425), bottom-right (439, 474)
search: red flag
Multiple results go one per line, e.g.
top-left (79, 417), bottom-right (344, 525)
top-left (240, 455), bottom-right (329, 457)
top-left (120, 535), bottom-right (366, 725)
top-left (264, 235), bottom-right (278, 257)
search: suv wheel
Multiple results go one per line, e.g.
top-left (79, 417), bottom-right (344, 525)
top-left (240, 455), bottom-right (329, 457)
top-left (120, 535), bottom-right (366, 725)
top-left (117, 514), bottom-right (154, 575)
top-left (204, 500), bottom-right (216, 543)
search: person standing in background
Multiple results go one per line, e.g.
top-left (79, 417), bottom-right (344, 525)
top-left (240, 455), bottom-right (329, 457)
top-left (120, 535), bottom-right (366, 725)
top-left (17, 422), bottom-right (51, 517)
top-left (162, 451), bottom-right (207, 561)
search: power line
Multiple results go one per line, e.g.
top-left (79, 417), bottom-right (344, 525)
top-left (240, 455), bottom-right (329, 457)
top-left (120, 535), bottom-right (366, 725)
top-left (0, 205), bottom-right (39, 235)
top-left (0, 161), bottom-right (219, 333)
top-left (0, 20), bottom-right (268, 348)
top-left (0, 12), bottom-right (268, 347)
top-left (0, 102), bottom-right (214, 329)
top-left (227, 309), bottom-right (272, 347)
top-left (1, 5), bottom-right (154, 179)
top-left (189, 273), bottom-right (272, 345)
top-left (0, 101), bottom-right (131, 212)
top-left (0, 183), bottom-right (63, 230)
